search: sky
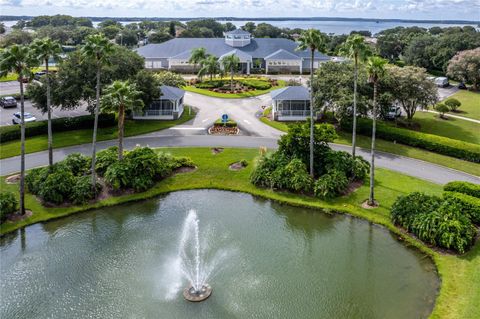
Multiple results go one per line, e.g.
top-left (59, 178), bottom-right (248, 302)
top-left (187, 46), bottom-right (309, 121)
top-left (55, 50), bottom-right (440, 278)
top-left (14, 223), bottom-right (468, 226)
top-left (1, 0), bottom-right (479, 21)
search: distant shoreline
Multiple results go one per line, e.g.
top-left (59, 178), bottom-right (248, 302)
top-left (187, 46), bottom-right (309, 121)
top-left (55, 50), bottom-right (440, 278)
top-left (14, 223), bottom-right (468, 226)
top-left (1, 15), bottom-right (479, 25)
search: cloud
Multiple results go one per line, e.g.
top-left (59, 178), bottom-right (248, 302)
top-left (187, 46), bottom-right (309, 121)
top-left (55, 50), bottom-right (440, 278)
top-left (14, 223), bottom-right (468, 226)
top-left (1, 0), bottom-right (479, 20)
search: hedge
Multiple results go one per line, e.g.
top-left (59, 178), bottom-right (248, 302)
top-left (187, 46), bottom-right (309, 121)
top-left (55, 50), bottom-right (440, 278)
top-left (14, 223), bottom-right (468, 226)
top-left (443, 191), bottom-right (480, 225)
top-left (214, 119), bottom-right (237, 127)
top-left (340, 118), bottom-right (480, 163)
top-left (0, 113), bottom-right (116, 143)
top-left (239, 79), bottom-right (271, 90)
top-left (444, 181), bottom-right (480, 198)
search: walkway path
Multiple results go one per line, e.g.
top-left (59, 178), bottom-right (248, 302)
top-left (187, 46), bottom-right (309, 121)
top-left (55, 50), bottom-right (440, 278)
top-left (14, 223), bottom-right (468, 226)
top-left (421, 110), bottom-right (480, 124)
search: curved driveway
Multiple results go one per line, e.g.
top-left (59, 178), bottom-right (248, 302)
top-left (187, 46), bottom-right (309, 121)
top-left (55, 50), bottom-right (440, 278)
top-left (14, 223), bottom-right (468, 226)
top-left (1, 91), bottom-right (478, 185)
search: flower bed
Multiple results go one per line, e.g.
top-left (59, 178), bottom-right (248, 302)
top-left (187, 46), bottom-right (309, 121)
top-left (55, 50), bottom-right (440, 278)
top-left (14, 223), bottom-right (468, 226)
top-left (191, 77), bottom-right (277, 95)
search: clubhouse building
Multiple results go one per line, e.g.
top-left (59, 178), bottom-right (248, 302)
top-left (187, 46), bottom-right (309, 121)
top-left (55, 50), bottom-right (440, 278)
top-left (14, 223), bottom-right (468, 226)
top-left (136, 29), bottom-right (334, 74)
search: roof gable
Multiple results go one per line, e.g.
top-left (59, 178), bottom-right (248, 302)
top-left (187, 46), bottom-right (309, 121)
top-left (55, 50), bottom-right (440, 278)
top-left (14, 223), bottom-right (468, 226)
top-left (265, 49), bottom-right (301, 60)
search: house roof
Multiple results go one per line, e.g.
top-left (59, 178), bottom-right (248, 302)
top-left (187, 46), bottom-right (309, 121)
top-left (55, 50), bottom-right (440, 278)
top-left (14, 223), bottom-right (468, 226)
top-left (219, 49), bottom-right (253, 62)
top-left (136, 38), bottom-right (330, 60)
top-left (224, 29), bottom-right (251, 36)
top-left (170, 50), bottom-right (192, 60)
top-left (264, 49), bottom-right (301, 60)
top-left (160, 85), bottom-right (185, 100)
top-left (271, 86), bottom-right (310, 100)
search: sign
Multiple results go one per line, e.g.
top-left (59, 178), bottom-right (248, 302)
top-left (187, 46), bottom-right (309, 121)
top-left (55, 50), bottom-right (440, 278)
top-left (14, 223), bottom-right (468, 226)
top-left (221, 114), bottom-right (229, 123)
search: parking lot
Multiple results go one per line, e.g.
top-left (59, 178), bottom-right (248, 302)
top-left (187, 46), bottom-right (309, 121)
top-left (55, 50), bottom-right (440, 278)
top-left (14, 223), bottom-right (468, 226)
top-left (0, 99), bottom-right (90, 126)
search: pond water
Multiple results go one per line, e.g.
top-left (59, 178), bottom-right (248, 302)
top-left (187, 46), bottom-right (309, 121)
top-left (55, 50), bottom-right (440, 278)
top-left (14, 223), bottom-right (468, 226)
top-left (0, 190), bottom-right (439, 319)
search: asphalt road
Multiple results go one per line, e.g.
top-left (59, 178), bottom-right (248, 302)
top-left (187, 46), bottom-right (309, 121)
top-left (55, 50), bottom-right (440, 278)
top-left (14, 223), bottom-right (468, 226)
top-left (1, 134), bottom-right (478, 185)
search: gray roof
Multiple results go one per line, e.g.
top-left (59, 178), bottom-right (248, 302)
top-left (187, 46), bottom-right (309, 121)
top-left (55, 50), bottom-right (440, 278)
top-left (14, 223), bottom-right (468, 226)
top-left (265, 49), bottom-right (301, 60)
top-left (224, 29), bottom-right (251, 36)
top-left (271, 86), bottom-right (310, 100)
top-left (160, 85), bottom-right (184, 100)
top-left (136, 38), bottom-right (330, 60)
top-left (170, 50), bottom-right (193, 60)
top-left (219, 49), bottom-right (253, 61)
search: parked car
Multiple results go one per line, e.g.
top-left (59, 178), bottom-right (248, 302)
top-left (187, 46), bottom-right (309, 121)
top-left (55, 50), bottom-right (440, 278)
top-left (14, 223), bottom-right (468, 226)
top-left (385, 106), bottom-right (402, 120)
top-left (34, 71), bottom-right (46, 80)
top-left (458, 82), bottom-right (467, 90)
top-left (12, 112), bottom-right (37, 125)
top-left (0, 96), bottom-right (17, 108)
top-left (434, 77), bottom-right (449, 88)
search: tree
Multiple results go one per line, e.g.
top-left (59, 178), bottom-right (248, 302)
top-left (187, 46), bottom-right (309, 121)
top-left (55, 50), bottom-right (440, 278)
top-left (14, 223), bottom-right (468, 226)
top-left (116, 29), bottom-right (138, 47)
top-left (0, 23), bottom-right (5, 35)
top-left (0, 30), bottom-right (33, 47)
top-left (386, 65), bottom-right (438, 120)
top-left (220, 54), bottom-right (240, 91)
top-left (242, 22), bottom-right (256, 34)
top-left (31, 37), bottom-right (63, 168)
top-left (148, 32), bottom-right (172, 44)
top-left (365, 56), bottom-right (388, 206)
top-left (189, 47), bottom-right (207, 73)
top-left (133, 70), bottom-right (160, 107)
top-left (101, 81), bottom-right (143, 160)
top-left (434, 103), bottom-right (449, 119)
top-left (186, 19), bottom-right (224, 37)
top-left (224, 22), bottom-right (236, 32)
top-left (296, 29), bottom-right (328, 177)
top-left (444, 98), bottom-right (461, 112)
top-left (447, 48), bottom-right (480, 90)
top-left (403, 34), bottom-right (436, 70)
top-left (153, 71), bottom-right (186, 87)
top-left (339, 34), bottom-right (371, 158)
top-left (100, 25), bottom-right (122, 40)
top-left (81, 34), bottom-right (114, 189)
top-left (254, 23), bottom-right (282, 38)
top-left (169, 21), bottom-right (176, 37)
top-left (0, 45), bottom-right (37, 216)
top-left (198, 55), bottom-right (220, 80)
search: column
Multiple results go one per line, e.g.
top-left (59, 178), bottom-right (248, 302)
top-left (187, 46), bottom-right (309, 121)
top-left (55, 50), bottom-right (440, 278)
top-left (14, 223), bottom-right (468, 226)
top-left (247, 61), bottom-right (250, 75)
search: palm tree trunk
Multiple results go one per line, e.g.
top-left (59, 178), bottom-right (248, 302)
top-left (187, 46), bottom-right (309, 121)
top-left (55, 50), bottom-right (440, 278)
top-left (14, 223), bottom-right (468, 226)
top-left (45, 60), bottom-right (53, 168)
top-left (352, 56), bottom-right (358, 158)
top-left (230, 67), bottom-right (234, 92)
top-left (369, 82), bottom-right (377, 206)
top-left (90, 67), bottom-right (101, 190)
top-left (118, 104), bottom-right (125, 160)
top-left (309, 49), bottom-right (314, 177)
top-left (19, 76), bottom-right (26, 215)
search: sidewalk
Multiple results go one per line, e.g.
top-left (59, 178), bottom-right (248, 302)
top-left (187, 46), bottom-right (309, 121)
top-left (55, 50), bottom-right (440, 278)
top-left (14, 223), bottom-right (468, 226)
top-left (421, 110), bottom-right (480, 124)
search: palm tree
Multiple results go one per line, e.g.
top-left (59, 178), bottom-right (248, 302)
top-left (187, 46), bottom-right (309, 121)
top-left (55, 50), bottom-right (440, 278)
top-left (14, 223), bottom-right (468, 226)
top-left (365, 56), bottom-right (388, 206)
top-left (31, 38), bottom-right (63, 168)
top-left (0, 45), bottom-right (37, 216)
top-left (339, 34), bottom-right (371, 158)
top-left (82, 34), bottom-right (114, 188)
top-left (101, 81), bottom-right (143, 160)
top-left (220, 54), bottom-right (240, 92)
top-left (296, 29), bottom-right (328, 177)
top-left (189, 47), bottom-right (207, 75)
top-left (198, 55), bottom-right (220, 81)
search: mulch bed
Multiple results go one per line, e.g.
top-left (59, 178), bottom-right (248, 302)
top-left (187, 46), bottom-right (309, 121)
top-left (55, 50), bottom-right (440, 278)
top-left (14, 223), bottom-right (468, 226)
top-left (229, 161), bottom-right (247, 171)
top-left (342, 180), bottom-right (364, 196)
top-left (7, 210), bottom-right (33, 222)
top-left (5, 174), bottom-right (20, 184)
top-left (361, 199), bottom-right (379, 209)
top-left (211, 148), bottom-right (224, 154)
top-left (208, 126), bottom-right (239, 135)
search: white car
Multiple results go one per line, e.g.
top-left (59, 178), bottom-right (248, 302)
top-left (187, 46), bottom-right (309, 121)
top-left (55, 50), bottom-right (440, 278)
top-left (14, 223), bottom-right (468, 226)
top-left (434, 77), bottom-right (449, 88)
top-left (12, 112), bottom-right (37, 125)
top-left (385, 106), bottom-right (401, 120)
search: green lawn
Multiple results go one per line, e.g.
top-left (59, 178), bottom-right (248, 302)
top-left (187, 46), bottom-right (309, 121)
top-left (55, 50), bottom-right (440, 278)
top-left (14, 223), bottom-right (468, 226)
top-left (442, 90), bottom-right (480, 121)
top-left (259, 117), bottom-right (480, 176)
top-left (412, 111), bottom-right (479, 144)
top-left (183, 79), bottom-right (285, 98)
top-left (0, 67), bottom-right (58, 82)
top-left (0, 147), bottom-right (478, 319)
top-left (0, 109), bottom-right (196, 159)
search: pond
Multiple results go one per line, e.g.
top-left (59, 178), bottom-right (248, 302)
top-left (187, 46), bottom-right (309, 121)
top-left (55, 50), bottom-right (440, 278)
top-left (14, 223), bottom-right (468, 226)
top-left (0, 190), bottom-right (439, 319)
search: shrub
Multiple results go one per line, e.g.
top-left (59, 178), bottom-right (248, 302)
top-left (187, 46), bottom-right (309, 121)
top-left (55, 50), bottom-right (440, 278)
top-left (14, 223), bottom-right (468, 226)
top-left (262, 106), bottom-right (272, 117)
top-left (171, 156), bottom-right (195, 170)
top-left (434, 103), bottom-right (449, 118)
top-left (127, 147), bottom-right (170, 179)
top-left (314, 170), bottom-right (349, 199)
top-left (71, 175), bottom-right (102, 204)
top-left (324, 151), bottom-right (369, 181)
top-left (0, 192), bottom-right (18, 221)
top-left (104, 161), bottom-right (132, 191)
top-left (195, 80), bottom-right (224, 89)
top-left (240, 79), bottom-right (271, 90)
top-left (214, 119), bottom-right (237, 127)
top-left (0, 113), bottom-right (116, 143)
top-left (240, 159), bottom-right (248, 167)
top-left (38, 170), bottom-right (75, 204)
top-left (64, 153), bottom-right (90, 176)
top-left (340, 118), bottom-right (480, 163)
top-left (412, 201), bottom-right (476, 253)
top-left (444, 98), bottom-right (461, 111)
top-left (444, 181), bottom-right (480, 198)
top-left (95, 147), bottom-right (119, 176)
top-left (443, 191), bottom-right (480, 225)
top-left (25, 162), bottom-right (68, 195)
top-left (270, 158), bottom-right (313, 192)
top-left (391, 192), bottom-right (443, 231)
top-left (250, 153), bottom-right (288, 188)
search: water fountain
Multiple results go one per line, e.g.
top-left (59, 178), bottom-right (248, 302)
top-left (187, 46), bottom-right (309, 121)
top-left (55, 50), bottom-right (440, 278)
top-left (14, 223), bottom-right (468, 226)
top-left (179, 209), bottom-right (213, 302)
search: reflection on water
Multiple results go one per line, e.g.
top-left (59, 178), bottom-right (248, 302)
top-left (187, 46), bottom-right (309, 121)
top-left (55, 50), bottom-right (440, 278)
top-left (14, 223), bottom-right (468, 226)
top-left (0, 190), bottom-right (439, 319)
